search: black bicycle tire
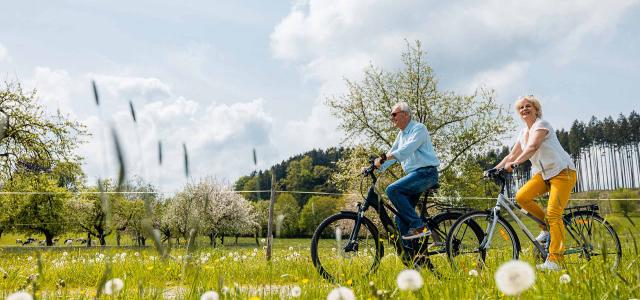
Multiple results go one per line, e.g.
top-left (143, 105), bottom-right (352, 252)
top-left (420, 211), bottom-right (483, 275)
top-left (310, 212), bottom-right (383, 281)
top-left (446, 210), bottom-right (521, 270)
top-left (564, 211), bottom-right (622, 270)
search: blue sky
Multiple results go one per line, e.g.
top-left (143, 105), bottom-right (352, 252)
top-left (1, 0), bottom-right (639, 192)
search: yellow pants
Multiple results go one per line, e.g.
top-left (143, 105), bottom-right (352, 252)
top-left (515, 169), bottom-right (577, 262)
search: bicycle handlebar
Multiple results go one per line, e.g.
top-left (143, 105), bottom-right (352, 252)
top-left (361, 157), bottom-right (377, 176)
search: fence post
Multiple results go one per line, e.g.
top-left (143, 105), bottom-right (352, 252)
top-left (266, 171), bottom-right (276, 261)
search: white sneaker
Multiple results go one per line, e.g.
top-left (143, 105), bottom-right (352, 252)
top-left (535, 231), bottom-right (550, 243)
top-left (536, 260), bottom-right (562, 271)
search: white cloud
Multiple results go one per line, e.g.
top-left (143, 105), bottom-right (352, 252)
top-left (270, 0), bottom-right (638, 145)
top-left (271, 0), bottom-right (638, 86)
top-left (89, 74), bottom-right (172, 104)
top-left (0, 43), bottom-right (9, 63)
top-left (23, 68), bottom-right (279, 192)
top-left (466, 61), bottom-right (530, 97)
top-left (29, 67), bottom-right (74, 115)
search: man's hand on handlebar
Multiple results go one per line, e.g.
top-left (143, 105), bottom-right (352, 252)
top-left (374, 153), bottom-right (388, 169)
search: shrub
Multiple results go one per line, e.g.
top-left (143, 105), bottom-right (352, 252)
top-left (610, 189), bottom-right (639, 215)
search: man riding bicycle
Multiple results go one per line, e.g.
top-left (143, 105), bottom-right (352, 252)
top-left (374, 102), bottom-right (440, 240)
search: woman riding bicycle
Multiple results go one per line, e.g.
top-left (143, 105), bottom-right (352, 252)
top-left (494, 95), bottom-right (577, 271)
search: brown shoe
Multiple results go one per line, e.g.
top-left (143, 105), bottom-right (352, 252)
top-left (402, 226), bottom-right (431, 240)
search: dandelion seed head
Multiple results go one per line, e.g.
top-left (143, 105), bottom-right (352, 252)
top-left (494, 260), bottom-right (535, 296)
top-left (290, 285), bottom-right (302, 297)
top-left (559, 274), bottom-right (571, 284)
top-left (326, 287), bottom-right (355, 300)
top-left (7, 291), bottom-right (33, 300)
top-left (200, 290), bottom-right (219, 300)
top-left (468, 269), bottom-right (479, 277)
top-left (104, 278), bottom-right (124, 295)
top-left (396, 269), bottom-right (423, 291)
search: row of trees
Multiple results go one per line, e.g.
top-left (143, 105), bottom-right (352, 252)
top-left (1, 173), bottom-right (347, 246)
top-left (560, 113), bottom-right (640, 192)
top-left (235, 148), bottom-right (348, 206)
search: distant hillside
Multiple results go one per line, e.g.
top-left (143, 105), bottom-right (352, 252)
top-left (234, 147), bottom-right (349, 206)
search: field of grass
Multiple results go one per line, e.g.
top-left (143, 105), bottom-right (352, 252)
top-left (1, 216), bottom-right (639, 299)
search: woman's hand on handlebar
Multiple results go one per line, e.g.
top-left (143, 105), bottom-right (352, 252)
top-left (503, 162), bottom-right (519, 172)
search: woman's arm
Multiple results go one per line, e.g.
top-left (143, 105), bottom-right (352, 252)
top-left (495, 141), bottom-right (523, 169)
top-left (504, 128), bottom-right (548, 171)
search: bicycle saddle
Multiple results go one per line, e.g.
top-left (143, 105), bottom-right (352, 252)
top-left (427, 183), bottom-right (440, 193)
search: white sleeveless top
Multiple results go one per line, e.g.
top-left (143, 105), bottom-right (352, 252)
top-left (518, 119), bottom-right (576, 180)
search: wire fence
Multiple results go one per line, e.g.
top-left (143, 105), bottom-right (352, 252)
top-left (0, 189), bottom-right (638, 228)
top-left (1, 190), bottom-right (639, 200)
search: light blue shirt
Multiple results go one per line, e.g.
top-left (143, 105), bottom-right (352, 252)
top-left (379, 120), bottom-right (440, 173)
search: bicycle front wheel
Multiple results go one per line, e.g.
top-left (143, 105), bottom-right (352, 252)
top-left (310, 212), bottom-right (382, 282)
top-left (563, 212), bottom-right (622, 270)
top-left (446, 211), bottom-right (520, 272)
top-left (419, 211), bottom-right (482, 276)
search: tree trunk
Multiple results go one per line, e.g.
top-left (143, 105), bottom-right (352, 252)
top-left (87, 231), bottom-right (92, 248)
top-left (221, 235), bottom-right (225, 245)
top-left (97, 229), bottom-right (107, 246)
top-left (209, 232), bottom-right (215, 246)
top-left (254, 230), bottom-right (259, 246)
top-left (235, 235), bottom-right (239, 245)
top-left (44, 232), bottom-right (55, 246)
top-left (116, 231), bottom-right (121, 246)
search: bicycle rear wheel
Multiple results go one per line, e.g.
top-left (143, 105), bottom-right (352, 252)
top-left (417, 211), bottom-right (482, 276)
top-left (310, 212), bottom-right (382, 282)
top-left (563, 212), bottom-right (622, 270)
top-left (446, 211), bottom-right (520, 272)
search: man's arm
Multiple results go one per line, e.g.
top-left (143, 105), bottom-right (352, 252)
top-left (387, 125), bottom-right (427, 162)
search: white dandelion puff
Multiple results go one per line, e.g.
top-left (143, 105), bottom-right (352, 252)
top-left (494, 260), bottom-right (535, 296)
top-left (396, 269), bottom-right (424, 291)
top-left (559, 274), bottom-right (571, 284)
top-left (468, 269), bottom-right (479, 277)
top-left (289, 246), bottom-right (294, 251)
top-left (327, 287), bottom-right (355, 300)
top-left (290, 285), bottom-right (302, 297)
top-left (7, 291), bottom-right (33, 300)
top-left (221, 286), bottom-right (230, 294)
top-left (200, 290), bottom-right (219, 300)
top-left (104, 278), bottom-right (124, 295)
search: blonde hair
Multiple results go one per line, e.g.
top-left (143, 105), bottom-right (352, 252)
top-left (514, 95), bottom-right (542, 118)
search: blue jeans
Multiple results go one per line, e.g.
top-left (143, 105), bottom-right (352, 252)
top-left (385, 166), bottom-right (438, 237)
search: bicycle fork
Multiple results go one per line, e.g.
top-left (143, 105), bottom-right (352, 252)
top-left (343, 203), bottom-right (367, 252)
top-left (479, 207), bottom-right (501, 251)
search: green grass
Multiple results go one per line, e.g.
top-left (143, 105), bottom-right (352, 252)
top-left (1, 231), bottom-right (639, 299)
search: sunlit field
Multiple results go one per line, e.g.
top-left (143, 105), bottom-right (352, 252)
top-left (1, 216), bottom-right (639, 299)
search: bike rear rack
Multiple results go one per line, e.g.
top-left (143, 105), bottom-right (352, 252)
top-left (564, 204), bottom-right (599, 213)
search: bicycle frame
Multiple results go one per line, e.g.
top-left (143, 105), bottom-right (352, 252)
top-left (482, 191), bottom-right (548, 257)
top-left (346, 164), bottom-right (442, 254)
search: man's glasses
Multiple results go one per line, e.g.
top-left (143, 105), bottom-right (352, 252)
top-left (390, 111), bottom-right (404, 118)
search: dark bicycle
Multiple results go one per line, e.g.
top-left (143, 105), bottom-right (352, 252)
top-left (310, 158), bottom-right (480, 282)
top-left (446, 168), bottom-right (622, 272)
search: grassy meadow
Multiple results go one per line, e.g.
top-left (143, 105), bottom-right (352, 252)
top-left (0, 215), bottom-right (639, 299)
